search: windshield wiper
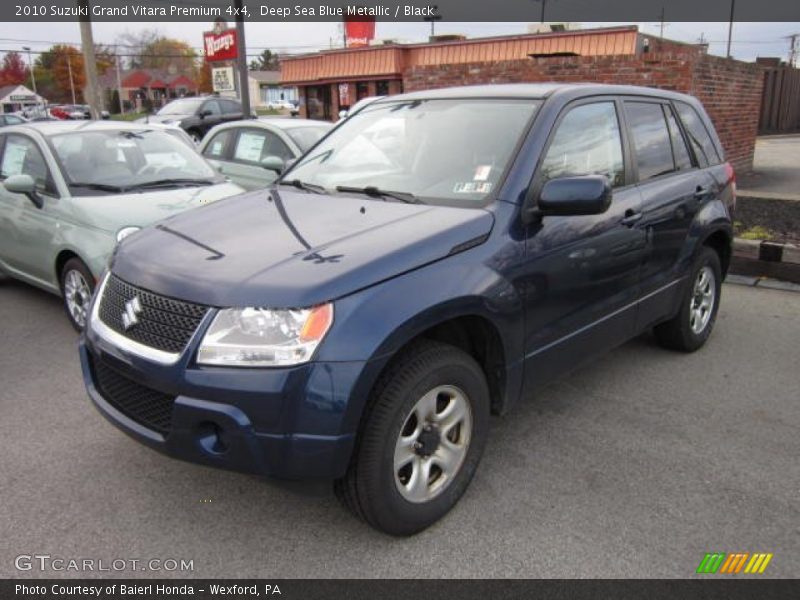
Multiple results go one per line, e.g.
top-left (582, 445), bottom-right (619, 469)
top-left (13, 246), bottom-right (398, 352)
top-left (68, 182), bottom-right (126, 192)
top-left (278, 179), bottom-right (327, 194)
top-left (125, 178), bottom-right (215, 191)
top-left (336, 185), bottom-right (422, 204)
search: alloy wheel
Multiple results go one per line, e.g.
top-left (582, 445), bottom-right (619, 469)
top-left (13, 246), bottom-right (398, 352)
top-left (394, 385), bottom-right (472, 503)
top-left (690, 265), bottom-right (716, 335)
top-left (64, 269), bottom-right (92, 329)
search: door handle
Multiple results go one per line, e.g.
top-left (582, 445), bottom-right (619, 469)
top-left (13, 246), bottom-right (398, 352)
top-left (620, 210), bottom-right (642, 227)
top-left (694, 185), bottom-right (711, 199)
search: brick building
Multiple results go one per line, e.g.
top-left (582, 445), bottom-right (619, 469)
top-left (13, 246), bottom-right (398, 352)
top-left (281, 26), bottom-right (764, 172)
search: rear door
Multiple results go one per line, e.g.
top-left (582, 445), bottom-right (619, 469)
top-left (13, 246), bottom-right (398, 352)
top-left (623, 98), bottom-right (713, 328)
top-left (220, 99), bottom-right (244, 123)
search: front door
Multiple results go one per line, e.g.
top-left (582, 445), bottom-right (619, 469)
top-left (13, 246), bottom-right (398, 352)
top-left (522, 99), bottom-right (646, 390)
top-left (0, 133), bottom-right (61, 286)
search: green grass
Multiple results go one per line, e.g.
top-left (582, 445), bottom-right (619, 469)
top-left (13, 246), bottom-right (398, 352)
top-left (255, 107), bottom-right (282, 116)
top-left (735, 224), bottom-right (775, 241)
top-left (110, 111), bottom-right (148, 121)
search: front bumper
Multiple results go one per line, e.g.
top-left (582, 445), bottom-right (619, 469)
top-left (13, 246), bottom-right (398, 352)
top-left (79, 331), bottom-right (363, 480)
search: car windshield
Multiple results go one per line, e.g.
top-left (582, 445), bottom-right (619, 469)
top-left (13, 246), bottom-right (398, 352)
top-left (284, 125), bottom-right (332, 152)
top-left (157, 98), bottom-right (204, 115)
top-left (285, 99), bottom-right (540, 205)
top-left (51, 129), bottom-right (218, 193)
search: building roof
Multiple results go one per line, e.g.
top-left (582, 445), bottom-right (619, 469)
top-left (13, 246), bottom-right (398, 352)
top-left (0, 84), bottom-right (47, 104)
top-left (281, 25), bottom-right (640, 85)
top-left (97, 68), bottom-right (197, 90)
top-left (249, 70), bottom-right (281, 84)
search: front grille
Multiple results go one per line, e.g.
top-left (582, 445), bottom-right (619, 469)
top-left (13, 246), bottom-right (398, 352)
top-left (98, 275), bottom-right (208, 354)
top-left (93, 357), bottom-right (175, 435)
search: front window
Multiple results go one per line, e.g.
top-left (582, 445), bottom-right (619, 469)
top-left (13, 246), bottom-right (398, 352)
top-left (157, 98), bottom-right (204, 116)
top-left (51, 129), bottom-right (219, 194)
top-left (285, 99), bottom-right (540, 205)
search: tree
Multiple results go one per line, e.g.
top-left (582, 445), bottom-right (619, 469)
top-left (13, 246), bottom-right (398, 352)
top-left (197, 62), bottom-right (213, 94)
top-left (249, 49), bottom-right (280, 71)
top-left (0, 52), bottom-right (30, 87)
top-left (36, 45), bottom-right (85, 103)
top-left (116, 28), bottom-right (198, 77)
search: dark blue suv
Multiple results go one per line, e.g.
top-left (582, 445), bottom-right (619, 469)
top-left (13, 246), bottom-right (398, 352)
top-left (80, 84), bottom-right (735, 535)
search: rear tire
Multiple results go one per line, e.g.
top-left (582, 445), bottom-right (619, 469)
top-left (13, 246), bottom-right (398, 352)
top-left (654, 247), bottom-right (721, 352)
top-left (335, 340), bottom-right (490, 536)
top-left (60, 258), bottom-right (95, 332)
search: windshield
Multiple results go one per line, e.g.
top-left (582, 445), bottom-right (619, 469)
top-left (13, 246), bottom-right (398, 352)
top-left (52, 129), bottom-right (218, 193)
top-left (285, 125), bottom-right (332, 152)
top-left (285, 99), bottom-right (539, 205)
top-left (157, 98), bottom-right (204, 116)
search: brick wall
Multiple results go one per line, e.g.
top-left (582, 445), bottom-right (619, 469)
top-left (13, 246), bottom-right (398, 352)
top-left (690, 54), bottom-right (764, 172)
top-left (403, 51), bottom-right (763, 172)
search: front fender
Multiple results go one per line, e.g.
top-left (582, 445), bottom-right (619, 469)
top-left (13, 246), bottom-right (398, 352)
top-left (314, 244), bottom-right (524, 435)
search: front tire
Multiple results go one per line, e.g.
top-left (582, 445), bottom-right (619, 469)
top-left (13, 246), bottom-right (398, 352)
top-left (335, 340), bottom-right (490, 536)
top-left (60, 258), bottom-right (95, 332)
top-left (654, 247), bottom-right (721, 352)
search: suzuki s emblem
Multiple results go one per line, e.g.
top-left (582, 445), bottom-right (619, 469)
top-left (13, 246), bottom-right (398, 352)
top-left (122, 296), bottom-right (143, 330)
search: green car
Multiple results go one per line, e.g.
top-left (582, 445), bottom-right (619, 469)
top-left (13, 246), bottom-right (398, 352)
top-left (0, 120), bottom-right (245, 330)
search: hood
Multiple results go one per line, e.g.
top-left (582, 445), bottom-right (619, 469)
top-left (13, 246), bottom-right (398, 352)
top-left (69, 182), bottom-right (245, 233)
top-left (111, 189), bottom-right (495, 308)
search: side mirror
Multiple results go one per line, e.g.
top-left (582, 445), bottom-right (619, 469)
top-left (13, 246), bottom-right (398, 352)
top-left (260, 155), bottom-right (285, 174)
top-left (3, 174), bottom-right (43, 208)
top-left (525, 175), bottom-right (612, 222)
top-left (198, 109), bottom-right (211, 119)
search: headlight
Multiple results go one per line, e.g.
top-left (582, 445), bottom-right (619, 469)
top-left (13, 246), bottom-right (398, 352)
top-left (116, 226), bottom-right (140, 242)
top-left (197, 304), bottom-right (333, 367)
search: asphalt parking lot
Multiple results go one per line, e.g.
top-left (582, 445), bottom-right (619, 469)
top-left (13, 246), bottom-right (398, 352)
top-left (1, 277), bottom-right (798, 579)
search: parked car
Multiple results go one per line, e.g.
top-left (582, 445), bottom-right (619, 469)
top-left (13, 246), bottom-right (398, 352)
top-left (140, 96), bottom-right (249, 143)
top-left (0, 120), bottom-right (244, 330)
top-left (62, 104), bottom-right (111, 120)
top-left (80, 84), bottom-right (735, 535)
top-left (198, 118), bottom-right (333, 190)
top-left (0, 113), bottom-right (28, 126)
top-left (266, 100), bottom-right (296, 111)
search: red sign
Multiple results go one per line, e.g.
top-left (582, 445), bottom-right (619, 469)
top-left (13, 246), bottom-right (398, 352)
top-left (204, 29), bottom-right (238, 62)
top-left (344, 15), bottom-right (375, 48)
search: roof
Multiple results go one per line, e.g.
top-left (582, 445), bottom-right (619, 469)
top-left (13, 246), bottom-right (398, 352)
top-left (12, 119), bottom-right (184, 136)
top-left (97, 69), bottom-right (197, 89)
top-left (281, 26), bottom-right (640, 85)
top-left (249, 71), bottom-right (281, 84)
top-left (257, 117), bottom-right (332, 130)
top-left (374, 83), bottom-right (697, 103)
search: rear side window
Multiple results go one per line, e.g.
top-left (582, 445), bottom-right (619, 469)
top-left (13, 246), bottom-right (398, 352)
top-left (625, 102), bottom-right (675, 181)
top-left (540, 102), bottom-right (625, 187)
top-left (674, 101), bottom-right (721, 167)
top-left (220, 100), bottom-right (241, 115)
top-left (665, 106), bottom-right (693, 170)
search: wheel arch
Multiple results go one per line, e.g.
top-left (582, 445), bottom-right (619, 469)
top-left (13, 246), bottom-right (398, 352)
top-left (701, 227), bottom-right (732, 278)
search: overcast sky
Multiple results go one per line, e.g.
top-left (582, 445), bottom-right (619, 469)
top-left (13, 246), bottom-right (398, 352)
top-left (0, 21), bottom-right (798, 64)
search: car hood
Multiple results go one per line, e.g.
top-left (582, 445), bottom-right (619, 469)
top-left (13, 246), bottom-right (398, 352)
top-left (69, 182), bottom-right (245, 233)
top-left (111, 189), bottom-right (495, 308)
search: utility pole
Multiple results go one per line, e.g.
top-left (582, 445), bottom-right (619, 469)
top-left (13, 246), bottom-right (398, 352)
top-left (78, 0), bottom-right (104, 119)
top-left (22, 46), bottom-right (39, 111)
top-left (788, 33), bottom-right (799, 68)
top-left (423, 6), bottom-right (442, 37)
top-left (66, 54), bottom-right (76, 104)
top-left (234, 0), bottom-right (251, 116)
top-left (726, 0), bottom-right (736, 59)
top-left (115, 54), bottom-right (124, 114)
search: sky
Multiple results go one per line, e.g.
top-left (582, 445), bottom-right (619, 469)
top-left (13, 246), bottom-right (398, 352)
top-left (0, 21), bottom-right (798, 65)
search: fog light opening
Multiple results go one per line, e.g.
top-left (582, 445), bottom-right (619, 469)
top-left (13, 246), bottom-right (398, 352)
top-left (197, 422), bottom-right (229, 455)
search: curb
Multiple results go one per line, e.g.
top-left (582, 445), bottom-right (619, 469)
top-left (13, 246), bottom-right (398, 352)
top-left (731, 238), bottom-right (800, 284)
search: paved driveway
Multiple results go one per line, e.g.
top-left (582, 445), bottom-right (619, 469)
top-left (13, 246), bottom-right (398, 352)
top-left (1, 278), bottom-right (798, 578)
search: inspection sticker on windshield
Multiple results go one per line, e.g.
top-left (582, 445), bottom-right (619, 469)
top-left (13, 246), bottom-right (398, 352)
top-left (454, 182), bottom-right (492, 194)
top-left (473, 165), bottom-right (492, 181)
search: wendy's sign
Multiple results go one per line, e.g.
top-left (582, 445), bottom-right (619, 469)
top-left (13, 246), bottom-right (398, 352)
top-left (344, 13), bottom-right (375, 48)
top-left (204, 28), bottom-right (238, 62)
